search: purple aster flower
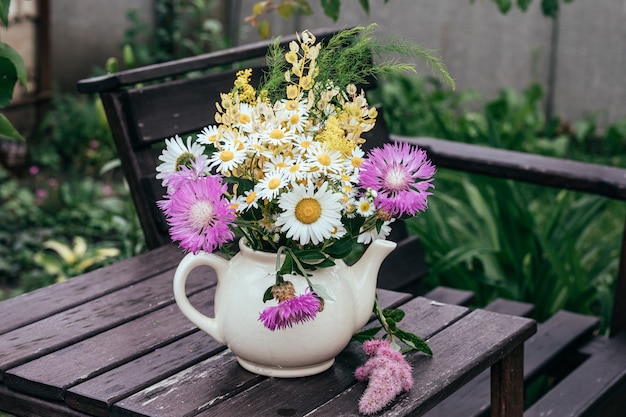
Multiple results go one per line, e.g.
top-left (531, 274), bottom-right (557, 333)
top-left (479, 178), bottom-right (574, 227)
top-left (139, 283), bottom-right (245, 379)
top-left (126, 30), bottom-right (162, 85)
top-left (259, 289), bottom-right (321, 331)
top-left (158, 175), bottom-right (235, 254)
top-left (165, 154), bottom-right (211, 193)
top-left (359, 142), bottom-right (435, 218)
top-left (355, 339), bottom-right (414, 415)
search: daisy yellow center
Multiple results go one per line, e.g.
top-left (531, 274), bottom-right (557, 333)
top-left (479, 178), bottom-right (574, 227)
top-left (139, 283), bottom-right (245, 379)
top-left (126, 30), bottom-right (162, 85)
top-left (351, 157), bottom-right (363, 168)
top-left (295, 198), bottom-right (321, 224)
top-left (290, 164), bottom-right (300, 173)
top-left (245, 191), bottom-right (257, 204)
top-left (189, 201), bottom-right (214, 231)
top-left (300, 140), bottom-right (312, 148)
top-left (175, 152), bottom-right (195, 170)
top-left (268, 177), bottom-right (282, 190)
top-left (220, 150), bottom-right (234, 162)
top-left (317, 153), bottom-right (331, 166)
top-left (289, 114), bottom-right (300, 125)
top-left (384, 166), bottom-right (410, 191)
top-left (285, 100), bottom-right (299, 111)
top-left (270, 129), bottom-right (285, 140)
top-left (359, 201), bottom-right (371, 212)
top-left (239, 113), bottom-right (251, 124)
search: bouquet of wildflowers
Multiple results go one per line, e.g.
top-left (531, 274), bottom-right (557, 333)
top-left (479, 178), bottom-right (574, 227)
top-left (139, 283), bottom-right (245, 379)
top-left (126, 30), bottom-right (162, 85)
top-left (156, 25), bottom-right (452, 414)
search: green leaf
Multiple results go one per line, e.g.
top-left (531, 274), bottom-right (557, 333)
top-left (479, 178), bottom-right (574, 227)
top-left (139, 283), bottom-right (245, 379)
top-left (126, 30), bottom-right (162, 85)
top-left (351, 326), bottom-right (382, 343)
top-left (395, 328), bottom-right (433, 356)
top-left (383, 308), bottom-right (405, 323)
top-left (516, 0), bottom-right (532, 11)
top-left (324, 236), bottom-right (354, 258)
top-left (321, 0), bottom-right (341, 21)
top-left (258, 20), bottom-right (271, 39)
top-left (277, 3), bottom-right (294, 19)
top-left (294, 0), bottom-right (314, 15)
top-left (358, 0), bottom-right (370, 15)
top-left (0, 112), bottom-right (24, 141)
top-left (278, 252), bottom-right (295, 275)
top-left (0, 42), bottom-right (27, 89)
top-left (262, 285), bottom-right (274, 302)
top-left (0, 56), bottom-right (17, 108)
top-left (0, 0), bottom-right (9, 28)
top-left (541, 0), bottom-right (559, 17)
top-left (492, 0), bottom-right (512, 13)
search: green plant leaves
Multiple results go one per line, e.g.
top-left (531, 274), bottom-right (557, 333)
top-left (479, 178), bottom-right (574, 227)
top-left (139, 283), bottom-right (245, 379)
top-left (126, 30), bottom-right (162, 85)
top-left (321, 0), bottom-right (341, 21)
top-left (0, 113), bottom-right (23, 140)
top-left (0, 42), bottom-right (27, 105)
top-left (0, 0), bottom-right (10, 27)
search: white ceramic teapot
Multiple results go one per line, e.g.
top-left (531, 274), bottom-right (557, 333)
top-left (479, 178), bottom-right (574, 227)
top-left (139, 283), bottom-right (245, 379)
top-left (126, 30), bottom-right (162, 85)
top-left (173, 238), bottom-right (396, 377)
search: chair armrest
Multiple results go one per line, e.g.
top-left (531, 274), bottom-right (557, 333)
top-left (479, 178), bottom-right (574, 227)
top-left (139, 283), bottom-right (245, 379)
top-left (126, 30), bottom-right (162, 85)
top-left (394, 135), bottom-right (626, 201)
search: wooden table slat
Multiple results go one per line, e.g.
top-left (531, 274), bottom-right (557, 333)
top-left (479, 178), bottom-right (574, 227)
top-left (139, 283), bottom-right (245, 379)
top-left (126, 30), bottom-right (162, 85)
top-left (0, 245), bottom-right (183, 336)
top-left (113, 297), bottom-right (469, 417)
top-left (0, 264), bottom-right (215, 377)
top-left (4, 286), bottom-right (216, 401)
top-left (66, 331), bottom-right (225, 417)
top-left (0, 384), bottom-right (91, 417)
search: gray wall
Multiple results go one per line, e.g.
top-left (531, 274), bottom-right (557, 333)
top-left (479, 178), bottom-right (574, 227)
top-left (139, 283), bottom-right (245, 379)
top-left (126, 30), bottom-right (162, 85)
top-left (50, 0), bottom-right (153, 92)
top-left (237, 0), bottom-right (625, 129)
top-left (50, 1), bottom-right (626, 129)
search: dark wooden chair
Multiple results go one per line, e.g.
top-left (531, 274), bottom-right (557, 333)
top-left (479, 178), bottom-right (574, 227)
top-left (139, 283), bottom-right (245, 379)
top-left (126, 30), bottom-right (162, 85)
top-left (78, 27), bottom-right (626, 416)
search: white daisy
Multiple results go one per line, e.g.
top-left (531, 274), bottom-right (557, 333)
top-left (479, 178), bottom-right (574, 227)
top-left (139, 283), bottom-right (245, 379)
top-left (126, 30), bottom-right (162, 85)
top-left (264, 154), bottom-right (293, 173)
top-left (283, 159), bottom-right (313, 185)
top-left (238, 189), bottom-right (260, 211)
top-left (255, 169), bottom-right (288, 201)
top-left (344, 146), bottom-right (365, 175)
top-left (305, 142), bottom-right (343, 175)
top-left (357, 219), bottom-right (395, 245)
top-left (234, 102), bottom-right (255, 133)
top-left (275, 182), bottom-right (343, 246)
top-left (292, 133), bottom-right (315, 155)
top-left (156, 135), bottom-right (205, 187)
top-left (208, 140), bottom-right (247, 174)
top-left (196, 125), bottom-right (219, 145)
top-left (355, 197), bottom-right (376, 217)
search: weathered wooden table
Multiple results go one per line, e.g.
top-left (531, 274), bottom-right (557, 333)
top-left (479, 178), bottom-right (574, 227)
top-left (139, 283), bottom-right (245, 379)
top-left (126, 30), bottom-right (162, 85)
top-left (0, 244), bottom-right (536, 417)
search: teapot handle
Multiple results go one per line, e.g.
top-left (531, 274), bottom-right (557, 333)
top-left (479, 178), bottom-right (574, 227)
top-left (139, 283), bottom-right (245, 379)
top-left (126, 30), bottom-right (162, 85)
top-left (173, 251), bottom-right (229, 344)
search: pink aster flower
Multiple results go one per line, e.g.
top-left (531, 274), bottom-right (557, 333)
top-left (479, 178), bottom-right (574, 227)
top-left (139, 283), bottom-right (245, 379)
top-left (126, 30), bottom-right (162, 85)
top-left (259, 289), bottom-right (321, 331)
top-left (158, 175), bottom-right (235, 254)
top-left (359, 142), bottom-right (435, 218)
top-left (355, 339), bottom-right (414, 415)
top-left (165, 154), bottom-right (211, 193)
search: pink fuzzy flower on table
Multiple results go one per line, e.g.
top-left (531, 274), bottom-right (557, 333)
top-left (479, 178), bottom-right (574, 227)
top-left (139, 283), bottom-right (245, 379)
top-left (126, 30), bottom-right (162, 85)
top-left (358, 142), bottom-right (435, 218)
top-left (158, 175), bottom-right (235, 254)
top-left (355, 339), bottom-right (414, 415)
top-left (259, 290), bottom-right (321, 331)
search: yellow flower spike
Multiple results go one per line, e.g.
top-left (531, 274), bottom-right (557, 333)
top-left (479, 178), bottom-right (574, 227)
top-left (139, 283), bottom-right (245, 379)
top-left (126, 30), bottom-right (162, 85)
top-left (299, 75), bottom-right (314, 90)
top-left (286, 84), bottom-right (299, 99)
top-left (285, 50), bottom-right (298, 65)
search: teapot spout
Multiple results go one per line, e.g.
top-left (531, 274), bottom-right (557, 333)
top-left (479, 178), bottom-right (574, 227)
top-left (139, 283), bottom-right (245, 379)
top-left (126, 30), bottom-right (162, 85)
top-left (351, 239), bottom-right (397, 332)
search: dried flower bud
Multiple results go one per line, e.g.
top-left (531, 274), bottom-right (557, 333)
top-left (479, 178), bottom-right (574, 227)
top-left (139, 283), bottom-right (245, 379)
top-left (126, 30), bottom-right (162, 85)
top-left (272, 281), bottom-right (296, 302)
top-left (376, 208), bottom-right (392, 222)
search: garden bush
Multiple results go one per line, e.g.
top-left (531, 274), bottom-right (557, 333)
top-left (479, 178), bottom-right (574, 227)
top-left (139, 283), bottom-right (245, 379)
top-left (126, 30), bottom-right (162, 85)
top-left (375, 73), bottom-right (626, 333)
